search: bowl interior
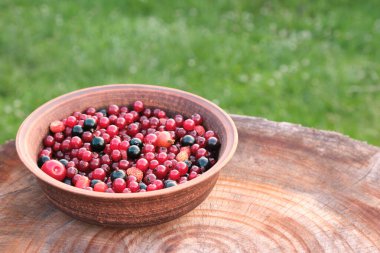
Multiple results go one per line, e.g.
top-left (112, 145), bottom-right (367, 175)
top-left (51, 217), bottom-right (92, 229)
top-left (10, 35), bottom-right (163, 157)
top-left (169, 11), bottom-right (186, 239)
top-left (17, 84), bottom-right (238, 196)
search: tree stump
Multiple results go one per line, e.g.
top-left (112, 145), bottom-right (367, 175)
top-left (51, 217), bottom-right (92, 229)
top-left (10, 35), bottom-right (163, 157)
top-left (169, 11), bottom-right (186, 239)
top-left (1, 115), bottom-right (380, 253)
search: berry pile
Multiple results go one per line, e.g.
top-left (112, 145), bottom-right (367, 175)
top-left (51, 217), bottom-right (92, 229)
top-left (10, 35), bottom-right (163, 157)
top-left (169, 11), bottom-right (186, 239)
top-left (37, 101), bottom-right (221, 193)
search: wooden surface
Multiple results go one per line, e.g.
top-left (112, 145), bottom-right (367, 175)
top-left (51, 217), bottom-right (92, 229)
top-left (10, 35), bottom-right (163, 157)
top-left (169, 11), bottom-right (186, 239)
top-left (2, 115), bottom-right (380, 253)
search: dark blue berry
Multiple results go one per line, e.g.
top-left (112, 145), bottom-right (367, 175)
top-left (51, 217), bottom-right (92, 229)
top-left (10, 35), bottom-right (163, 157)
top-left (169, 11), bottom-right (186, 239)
top-left (130, 138), bottom-right (143, 148)
top-left (181, 135), bottom-right (195, 146)
top-left (197, 156), bottom-right (210, 169)
top-left (59, 159), bottom-right (68, 167)
top-left (164, 180), bottom-right (177, 188)
top-left (127, 145), bottom-right (141, 159)
top-left (37, 155), bottom-right (50, 168)
top-left (91, 179), bottom-right (101, 188)
top-left (72, 125), bottom-right (84, 137)
top-left (91, 136), bottom-right (105, 152)
top-left (110, 170), bottom-right (126, 181)
top-left (206, 137), bottom-right (220, 151)
top-left (139, 182), bottom-right (147, 190)
top-left (83, 118), bottom-right (97, 132)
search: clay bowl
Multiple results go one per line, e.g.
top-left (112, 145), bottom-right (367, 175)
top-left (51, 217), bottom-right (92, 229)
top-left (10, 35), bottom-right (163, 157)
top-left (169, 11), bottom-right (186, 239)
top-left (16, 84), bottom-right (238, 227)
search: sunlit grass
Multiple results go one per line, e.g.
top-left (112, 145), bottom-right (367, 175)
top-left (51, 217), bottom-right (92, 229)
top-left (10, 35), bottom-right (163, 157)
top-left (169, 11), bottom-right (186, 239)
top-left (1, 0), bottom-right (379, 144)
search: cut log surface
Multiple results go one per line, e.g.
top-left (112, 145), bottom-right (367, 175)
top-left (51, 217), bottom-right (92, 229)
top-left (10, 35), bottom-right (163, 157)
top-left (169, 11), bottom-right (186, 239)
top-left (1, 115), bottom-right (380, 253)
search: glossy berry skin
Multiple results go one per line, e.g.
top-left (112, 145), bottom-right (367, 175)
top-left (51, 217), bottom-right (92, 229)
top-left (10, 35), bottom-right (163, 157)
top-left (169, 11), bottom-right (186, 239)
top-left (188, 171), bottom-right (198, 180)
top-left (133, 101), bottom-right (144, 112)
top-left (110, 170), bottom-right (126, 181)
top-left (128, 181), bottom-right (140, 192)
top-left (66, 167), bottom-right (78, 178)
top-left (181, 135), bottom-right (195, 146)
top-left (75, 176), bottom-right (90, 188)
top-left (99, 117), bottom-right (110, 128)
top-left (164, 180), bottom-right (177, 188)
top-left (139, 182), bottom-right (147, 190)
top-left (127, 145), bottom-right (141, 159)
top-left (206, 136), bottom-right (220, 151)
top-left (183, 119), bottom-right (195, 131)
top-left (37, 155), bottom-right (50, 168)
top-left (72, 125), bottom-right (84, 137)
top-left (153, 165), bottom-right (168, 179)
top-left (50, 120), bottom-right (65, 133)
top-left (106, 125), bottom-right (118, 137)
top-left (112, 178), bottom-right (126, 193)
top-left (176, 162), bottom-right (188, 176)
top-left (83, 118), bottom-right (97, 132)
top-left (136, 158), bottom-right (149, 172)
top-left (130, 138), bottom-right (143, 148)
top-left (94, 181), bottom-right (108, 192)
top-left (92, 168), bottom-right (106, 181)
top-left (168, 169), bottom-right (180, 181)
top-left (153, 179), bottom-right (164, 189)
top-left (108, 104), bottom-right (120, 115)
top-left (91, 136), bottom-right (105, 152)
top-left (41, 160), bottom-right (67, 181)
top-left (146, 184), bottom-right (158, 191)
top-left (197, 156), bottom-right (210, 169)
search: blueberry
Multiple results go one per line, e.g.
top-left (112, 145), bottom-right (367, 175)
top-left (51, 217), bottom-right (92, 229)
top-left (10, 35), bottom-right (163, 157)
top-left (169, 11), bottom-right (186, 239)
top-left (181, 135), bottom-right (195, 146)
top-left (72, 125), bottom-right (84, 137)
top-left (139, 182), bottom-right (147, 190)
top-left (164, 180), bottom-right (177, 188)
top-left (37, 155), bottom-right (50, 168)
top-left (130, 138), bottom-right (143, 148)
top-left (83, 118), bottom-right (97, 132)
top-left (197, 156), bottom-right (210, 169)
top-left (59, 159), bottom-right (68, 167)
top-left (206, 137), bottom-right (220, 151)
top-left (110, 170), bottom-right (126, 181)
top-left (127, 145), bottom-right (141, 159)
top-left (91, 136), bottom-right (105, 152)
top-left (63, 178), bottom-right (72, 185)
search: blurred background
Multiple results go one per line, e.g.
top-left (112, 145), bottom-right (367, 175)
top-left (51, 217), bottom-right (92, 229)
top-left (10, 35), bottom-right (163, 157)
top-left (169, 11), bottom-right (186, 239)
top-left (1, 0), bottom-right (379, 145)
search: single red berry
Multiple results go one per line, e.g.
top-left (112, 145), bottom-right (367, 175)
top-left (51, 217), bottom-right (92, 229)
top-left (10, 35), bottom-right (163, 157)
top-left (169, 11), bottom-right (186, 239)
top-left (120, 106), bottom-right (129, 113)
top-left (191, 113), bottom-right (203, 125)
top-left (157, 110), bottom-right (166, 118)
top-left (108, 104), bottom-right (120, 116)
top-left (101, 154), bottom-right (111, 165)
top-left (165, 118), bottom-right (176, 131)
top-left (128, 181), bottom-right (140, 192)
top-left (196, 148), bottom-right (208, 159)
top-left (133, 100), bottom-right (144, 112)
top-left (43, 135), bottom-right (55, 147)
top-left (118, 159), bottom-right (129, 170)
top-left (61, 139), bottom-right (71, 152)
top-left (149, 117), bottom-right (160, 129)
top-left (176, 162), bottom-right (188, 176)
top-left (204, 130), bottom-right (215, 140)
top-left (70, 136), bottom-right (83, 149)
top-left (119, 140), bottom-right (130, 151)
top-left (157, 152), bottom-right (168, 164)
top-left (146, 183), bottom-right (157, 191)
top-left (153, 179), bottom-right (164, 189)
top-left (145, 152), bottom-right (155, 162)
top-left (144, 133), bottom-right (157, 145)
top-left (89, 158), bottom-right (100, 170)
top-left (92, 168), bottom-right (106, 180)
top-left (154, 165), bottom-right (168, 179)
top-left (124, 113), bottom-right (134, 124)
top-left (144, 173), bottom-right (157, 185)
top-left (78, 160), bottom-right (90, 172)
top-left (196, 136), bottom-right (206, 147)
top-left (41, 160), bottom-right (66, 181)
top-left (156, 131), bottom-right (174, 148)
top-left (81, 131), bottom-right (93, 142)
top-left (54, 132), bottom-right (65, 143)
top-left (183, 119), bottom-right (195, 131)
top-left (143, 108), bottom-right (152, 117)
top-left (136, 158), bottom-right (149, 172)
top-left (99, 117), bottom-right (110, 128)
top-left (174, 115), bottom-right (184, 127)
top-left (81, 150), bottom-right (92, 162)
top-left (106, 125), bottom-right (118, 137)
top-left (116, 117), bottom-right (126, 129)
top-left (85, 107), bottom-right (96, 115)
top-left (66, 166), bottom-right (78, 178)
top-left (168, 169), bottom-right (180, 181)
top-left (175, 128), bottom-right (187, 138)
top-left (111, 150), bottom-right (122, 162)
top-left (188, 171), bottom-right (198, 180)
top-left (50, 120), bottom-right (65, 133)
top-left (135, 132), bottom-right (144, 141)
top-left (94, 182), bottom-right (108, 192)
top-left (194, 125), bottom-right (206, 136)
top-left (75, 175), bottom-right (90, 188)
top-left (113, 178), bottom-right (126, 193)
top-left (110, 137), bottom-right (121, 150)
top-left (65, 116), bottom-right (77, 127)
top-left (143, 144), bottom-right (155, 153)
top-left (127, 123), bottom-right (139, 136)
top-left (191, 165), bottom-right (202, 174)
top-left (149, 159), bottom-right (160, 170)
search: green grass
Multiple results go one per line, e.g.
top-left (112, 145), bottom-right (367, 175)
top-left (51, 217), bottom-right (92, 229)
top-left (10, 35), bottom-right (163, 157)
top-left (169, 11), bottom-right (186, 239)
top-left (1, 0), bottom-right (380, 145)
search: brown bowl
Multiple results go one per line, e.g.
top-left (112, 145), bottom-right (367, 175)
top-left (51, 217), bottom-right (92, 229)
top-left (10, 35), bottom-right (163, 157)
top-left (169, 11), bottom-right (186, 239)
top-left (16, 84), bottom-right (238, 227)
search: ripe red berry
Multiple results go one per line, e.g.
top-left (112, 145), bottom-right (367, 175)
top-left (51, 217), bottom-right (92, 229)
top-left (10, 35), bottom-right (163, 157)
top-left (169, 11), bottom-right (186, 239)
top-left (75, 175), bottom-right (90, 188)
top-left (92, 168), bottom-right (106, 181)
top-left (50, 120), bottom-right (65, 133)
top-left (128, 181), bottom-right (140, 192)
top-left (99, 116), bottom-right (110, 128)
top-left (144, 133), bottom-right (158, 145)
top-left (174, 115), bottom-right (184, 127)
top-left (106, 125), bottom-right (118, 137)
top-left (94, 182), bottom-right (108, 192)
top-left (183, 119), bottom-right (195, 131)
top-left (41, 160), bottom-right (67, 181)
top-left (176, 162), bottom-right (188, 176)
top-left (108, 104), bottom-right (120, 116)
top-left (43, 135), bottom-right (55, 147)
top-left (136, 158), bottom-right (149, 172)
top-left (112, 178), bottom-right (126, 193)
top-left (147, 183), bottom-right (158, 191)
top-left (168, 169), bottom-right (180, 181)
top-left (154, 165), bottom-right (168, 179)
top-left (156, 131), bottom-right (174, 148)
top-left (188, 171), bottom-right (198, 180)
top-left (133, 100), bottom-right (144, 112)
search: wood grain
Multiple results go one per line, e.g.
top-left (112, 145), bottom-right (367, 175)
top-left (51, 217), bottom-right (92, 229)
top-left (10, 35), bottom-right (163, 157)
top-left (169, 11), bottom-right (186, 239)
top-left (2, 115), bottom-right (380, 253)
